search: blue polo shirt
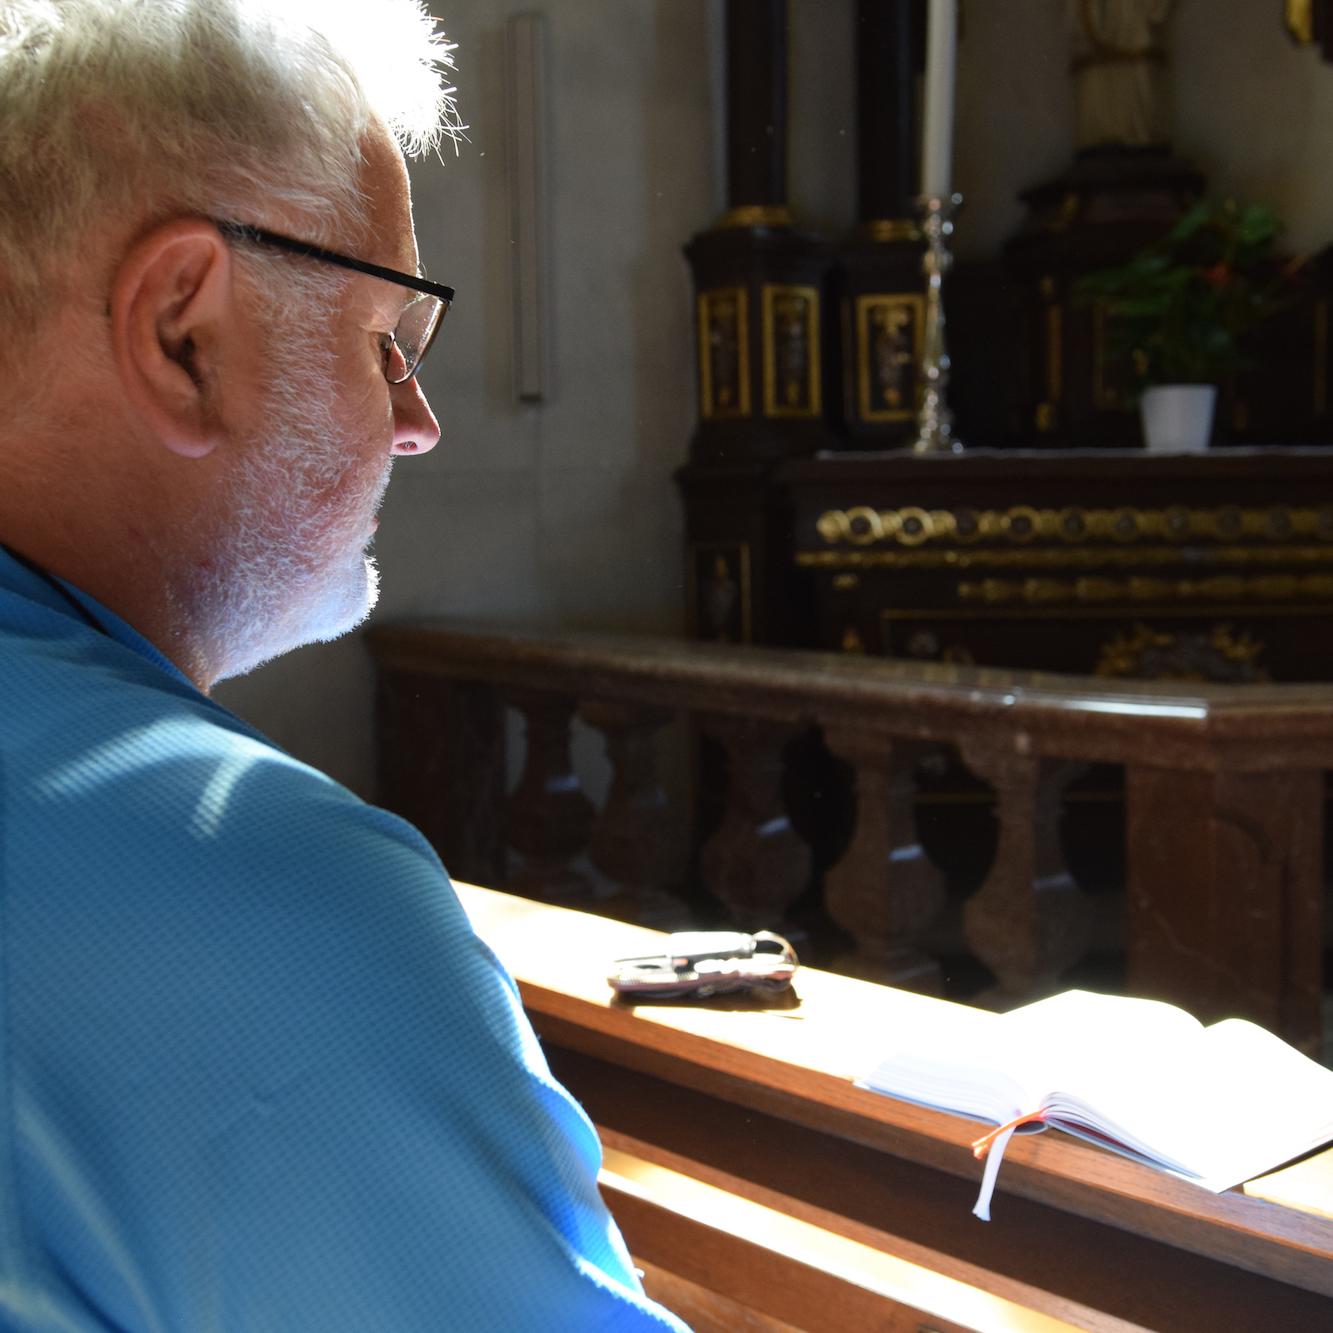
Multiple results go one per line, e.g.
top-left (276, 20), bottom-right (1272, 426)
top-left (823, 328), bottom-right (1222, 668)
top-left (0, 548), bottom-right (687, 1331)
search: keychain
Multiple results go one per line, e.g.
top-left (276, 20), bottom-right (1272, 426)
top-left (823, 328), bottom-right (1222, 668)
top-left (609, 930), bottom-right (798, 999)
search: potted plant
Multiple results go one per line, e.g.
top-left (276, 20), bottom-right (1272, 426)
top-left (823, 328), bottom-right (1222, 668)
top-left (1076, 199), bottom-right (1290, 452)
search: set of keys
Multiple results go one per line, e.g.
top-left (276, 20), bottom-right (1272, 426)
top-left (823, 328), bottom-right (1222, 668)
top-left (608, 930), bottom-right (798, 999)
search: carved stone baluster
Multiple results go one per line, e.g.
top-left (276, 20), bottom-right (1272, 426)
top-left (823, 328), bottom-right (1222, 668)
top-left (579, 700), bottom-right (684, 919)
top-left (503, 690), bottom-right (595, 900)
top-left (821, 731), bottom-right (945, 990)
top-left (698, 714), bottom-right (811, 929)
top-left (376, 673), bottom-right (506, 887)
top-left (959, 741), bottom-right (1090, 1005)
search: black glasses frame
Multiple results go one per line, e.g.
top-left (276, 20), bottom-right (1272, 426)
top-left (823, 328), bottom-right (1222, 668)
top-left (212, 218), bottom-right (454, 382)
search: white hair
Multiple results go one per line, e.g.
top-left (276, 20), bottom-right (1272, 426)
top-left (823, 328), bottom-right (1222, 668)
top-left (0, 0), bottom-right (464, 334)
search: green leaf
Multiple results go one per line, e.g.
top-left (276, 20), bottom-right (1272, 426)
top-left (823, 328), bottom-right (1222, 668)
top-left (1070, 196), bottom-right (1287, 384)
top-left (1165, 199), bottom-right (1214, 243)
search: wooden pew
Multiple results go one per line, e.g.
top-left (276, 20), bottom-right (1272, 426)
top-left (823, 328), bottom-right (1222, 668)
top-left (458, 884), bottom-right (1333, 1333)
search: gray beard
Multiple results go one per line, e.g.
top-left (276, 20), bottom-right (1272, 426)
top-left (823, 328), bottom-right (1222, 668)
top-left (200, 362), bottom-right (393, 683)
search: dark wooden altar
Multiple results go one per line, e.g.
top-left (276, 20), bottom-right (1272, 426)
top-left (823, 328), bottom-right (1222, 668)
top-left (680, 6), bottom-right (1333, 673)
top-left (684, 447), bottom-right (1333, 683)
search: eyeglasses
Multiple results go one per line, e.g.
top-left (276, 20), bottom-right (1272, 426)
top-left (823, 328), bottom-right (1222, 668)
top-left (213, 219), bottom-right (454, 384)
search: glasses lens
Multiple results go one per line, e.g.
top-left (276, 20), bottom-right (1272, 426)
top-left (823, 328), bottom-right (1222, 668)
top-left (388, 294), bottom-right (447, 383)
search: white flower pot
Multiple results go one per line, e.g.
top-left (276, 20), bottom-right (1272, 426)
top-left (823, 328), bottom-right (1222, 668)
top-left (1139, 384), bottom-right (1218, 454)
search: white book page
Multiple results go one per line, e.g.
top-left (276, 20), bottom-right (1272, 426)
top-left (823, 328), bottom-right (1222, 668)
top-left (999, 990), bottom-right (1202, 1112)
top-left (988, 991), bottom-right (1209, 1169)
top-left (1003, 993), bottom-right (1333, 1187)
top-left (999, 990), bottom-right (1204, 1056)
top-left (1170, 1019), bottom-right (1333, 1185)
top-left (860, 987), bottom-right (1333, 1189)
top-left (860, 1002), bottom-right (1040, 1124)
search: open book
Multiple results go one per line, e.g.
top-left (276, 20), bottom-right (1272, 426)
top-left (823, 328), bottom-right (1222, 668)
top-left (858, 990), bottom-right (1333, 1220)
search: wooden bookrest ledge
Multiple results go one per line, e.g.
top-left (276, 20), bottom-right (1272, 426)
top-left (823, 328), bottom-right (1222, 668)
top-left (458, 884), bottom-right (1333, 1333)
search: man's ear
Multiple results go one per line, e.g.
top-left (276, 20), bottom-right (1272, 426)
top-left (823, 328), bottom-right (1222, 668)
top-left (109, 218), bottom-right (238, 460)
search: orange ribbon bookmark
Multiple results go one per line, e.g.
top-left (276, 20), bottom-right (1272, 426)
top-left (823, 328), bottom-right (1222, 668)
top-left (971, 1109), bottom-right (1048, 1160)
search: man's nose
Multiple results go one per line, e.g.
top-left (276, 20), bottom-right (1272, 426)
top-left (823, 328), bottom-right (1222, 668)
top-left (390, 376), bottom-right (441, 455)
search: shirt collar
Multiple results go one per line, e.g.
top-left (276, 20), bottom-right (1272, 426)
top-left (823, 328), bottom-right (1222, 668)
top-left (0, 545), bottom-right (199, 693)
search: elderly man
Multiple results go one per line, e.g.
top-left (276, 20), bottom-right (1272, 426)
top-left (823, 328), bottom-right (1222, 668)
top-left (0, 2), bottom-right (687, 1328)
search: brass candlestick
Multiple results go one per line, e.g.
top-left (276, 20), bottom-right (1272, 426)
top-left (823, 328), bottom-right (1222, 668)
top-left (912, 193), bottom-right (964, 455)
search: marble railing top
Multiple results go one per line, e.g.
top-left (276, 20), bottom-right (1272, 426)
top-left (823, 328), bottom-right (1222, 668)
top-left (367, 621), bottom-right (1333, 769)
top-left (777, 444), bottom-right (1333, 479)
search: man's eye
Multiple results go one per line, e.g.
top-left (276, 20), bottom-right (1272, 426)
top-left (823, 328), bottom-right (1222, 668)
top-left (379, 332), bottom-right (409, 380)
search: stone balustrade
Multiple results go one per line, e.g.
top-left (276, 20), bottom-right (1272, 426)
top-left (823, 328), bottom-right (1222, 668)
top-left (368, 622), bottom-right (1331, 1052)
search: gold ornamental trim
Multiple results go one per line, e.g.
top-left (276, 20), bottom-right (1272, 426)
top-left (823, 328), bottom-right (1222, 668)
top-left (1316, 299), bottom-right (1328, 418)
top-left (1091, 302), bottom-right (1120, 411)
top-left (956, 573), bottom-right (1333, 607)
top-left (697, 286), bottom-right (750, 420)
top-left (856, 218), bottom-right (921, 244)
top-left (812, 504), bottom-right (1333, 550)
top-left (715, 204), bottom-right (795, 230)
top-left (1287, 0), bottom-right (1315, 44)
top-left (855, 293), bottom-right (924, 423)
top-left (795, 543), bottom-right (1333, 573)
top-left (688, 541), bottom-right (753, 644)
top-left (1095, 623), bottom-right (1267, 680)
top-left (880, 603), bottom-right (1333, 626)
top-left (1045, 302), bottom-right (1063, 405)
top-left (762, 284), bottom-right (821, 418)
top-left (1047, 192), bottom-right (1082, 234)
